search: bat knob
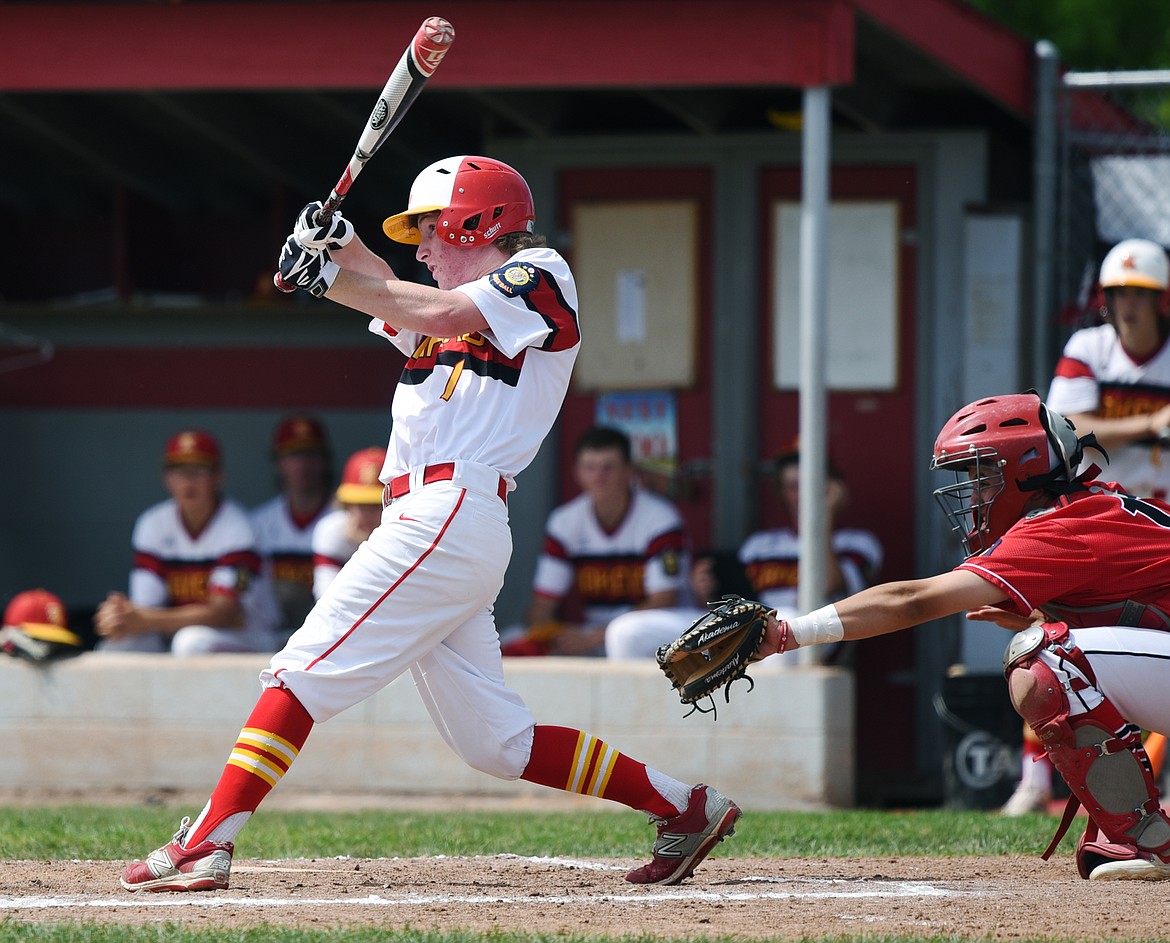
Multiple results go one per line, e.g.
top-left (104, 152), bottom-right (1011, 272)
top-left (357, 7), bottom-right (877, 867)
top-left (422, 16), bottom-right (455, 45)
top-left (273, 272), bottom-right (296, 293)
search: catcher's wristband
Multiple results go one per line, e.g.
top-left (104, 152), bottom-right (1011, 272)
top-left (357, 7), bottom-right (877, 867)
top-left (787, 604), bottom-right (844, 648)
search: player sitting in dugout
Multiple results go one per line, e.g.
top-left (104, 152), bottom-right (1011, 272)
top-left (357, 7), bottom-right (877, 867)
top-left (95, 430), bottom-right (280, 655)
top-left (605, 448), bottom-right (881, 664)
top-left (503, 425), bottom-right (691, 656)
top-left (310, 446), bottom-right (388, 600)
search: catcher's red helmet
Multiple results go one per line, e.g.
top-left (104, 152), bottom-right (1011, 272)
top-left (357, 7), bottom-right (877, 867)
top-left (383, 156), bottom-right (535, 247)
top-left (930, 392), bottom-right (1087, 555)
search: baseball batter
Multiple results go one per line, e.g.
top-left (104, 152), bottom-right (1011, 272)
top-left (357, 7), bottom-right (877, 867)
top-left (757, 392), bottom-right (1170, 880)
top-left (121, 156), bottom-right (740, 894)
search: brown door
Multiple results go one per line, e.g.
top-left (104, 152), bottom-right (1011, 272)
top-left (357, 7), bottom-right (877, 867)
top-left (759, 165), bottom-right (920, 799)
top-left (556, 167), bottom-right (716, 553)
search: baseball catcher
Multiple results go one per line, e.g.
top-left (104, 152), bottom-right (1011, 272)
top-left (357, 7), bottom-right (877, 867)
top-left (657, 595), bottom-right (772, 713)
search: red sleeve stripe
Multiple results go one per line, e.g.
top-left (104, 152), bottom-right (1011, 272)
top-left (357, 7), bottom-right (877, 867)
top-left (313, 553), bottom-right (347, 568)
top-left (219, 549), bottom-right (262, 574)
top-left (645, 528), bottom-right (687, 559)
top-left (541, 535), bottom-right (569, 560)
top-left (1052, 356), bottom-right (1094, 380)
top-left (132, 551), bottom-right (167, 577)
top-left (528, 270), bottom-right (580, 353)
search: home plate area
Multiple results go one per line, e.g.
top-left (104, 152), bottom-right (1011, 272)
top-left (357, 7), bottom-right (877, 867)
top-left (1, 854), bottom-right (1164, 939)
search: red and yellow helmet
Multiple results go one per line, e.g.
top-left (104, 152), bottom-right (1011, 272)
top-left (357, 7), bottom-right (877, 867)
top-left (383, 156), bottom-right (535, 247)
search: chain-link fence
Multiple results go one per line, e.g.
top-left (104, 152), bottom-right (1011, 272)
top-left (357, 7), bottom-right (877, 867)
top-left (1037, 52), bottom-right (1170, 373)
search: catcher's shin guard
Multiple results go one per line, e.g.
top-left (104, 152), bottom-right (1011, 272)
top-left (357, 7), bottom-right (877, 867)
top-left (1004, 623), bottom-right (1170, 876)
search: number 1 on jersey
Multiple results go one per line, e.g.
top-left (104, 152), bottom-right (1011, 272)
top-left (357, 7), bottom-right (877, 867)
top-left (441, 359), bottom-right (466, 401)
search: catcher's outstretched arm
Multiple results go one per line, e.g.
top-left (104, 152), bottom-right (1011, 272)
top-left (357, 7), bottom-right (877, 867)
top-left (763, 568), bottom-right (1005, 655)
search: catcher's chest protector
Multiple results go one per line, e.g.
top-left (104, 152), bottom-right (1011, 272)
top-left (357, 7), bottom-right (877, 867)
top-left (1005, 624), bottom-right (1170, 864)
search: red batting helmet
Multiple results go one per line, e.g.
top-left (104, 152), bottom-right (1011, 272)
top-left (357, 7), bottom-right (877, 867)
top-left (930, 392), bottom-right (1093, 556)
top-left (335, 447), bottom-right (386, 505)
top-left (383, 156), bottom-right (535, 247)
top-left (3, 588), bottom-right (81, 648)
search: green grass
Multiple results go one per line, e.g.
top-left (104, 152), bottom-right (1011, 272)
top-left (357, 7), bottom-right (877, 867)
top-left (0, 805), bottom-right (1070, 860)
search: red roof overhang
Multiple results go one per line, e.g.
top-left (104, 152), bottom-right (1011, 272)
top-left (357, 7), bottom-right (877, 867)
top-left (0, 0), bottom-right (856, 92)
top-left (853, 0), bottom-right (1032, 117)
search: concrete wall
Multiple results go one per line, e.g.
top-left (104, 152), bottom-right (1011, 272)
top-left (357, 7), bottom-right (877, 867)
top-left (0, 654), bottom-right (853, 811)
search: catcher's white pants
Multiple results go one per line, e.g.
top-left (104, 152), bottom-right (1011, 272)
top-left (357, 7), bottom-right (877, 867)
top-left (1038, 625), bottom-right (1170, 731)
top-left (263, 473), bottom-right (536, 780)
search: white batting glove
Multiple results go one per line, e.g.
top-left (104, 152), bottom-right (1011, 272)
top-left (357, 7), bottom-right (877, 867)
top-left (277, 236), bottom-right (339, 298)
top-left (293, 202), bottom-right (355, 251)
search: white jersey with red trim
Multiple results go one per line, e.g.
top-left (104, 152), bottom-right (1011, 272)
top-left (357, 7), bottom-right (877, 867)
top-left (1048, 324), bottom-right (1170, 498)
top-left (737, 525), bottom-right (883, 619)
top-left (368, 247), bottom-right (580, 486)
top-left (250, 494), bottom-right (329, 630)
top-left (266, 245), bottom-right (583, 731)
top-left (310, 507), bottom-right (360, 600)
top-left (127, 497), bottom-right (278, 649)
top-left (532, 487), bottom-right (690, 627)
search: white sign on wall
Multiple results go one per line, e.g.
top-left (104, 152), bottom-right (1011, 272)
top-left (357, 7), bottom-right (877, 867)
top-left (772, 201), bottom-right (900, 390)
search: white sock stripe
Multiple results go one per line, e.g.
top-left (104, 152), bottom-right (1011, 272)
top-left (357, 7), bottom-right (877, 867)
top-left (228, 749), bottom-right (286, 782)
top-left (587, 744), bottom-right (618, 796)
top-left (568, 734), bottom-right (596, 794)
top-left (237, 730), bottom-right (298, 764)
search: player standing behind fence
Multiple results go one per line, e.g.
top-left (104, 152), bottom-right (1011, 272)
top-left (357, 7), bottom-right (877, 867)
top-left (120, 155), bottom-right (740, 894)
top-left (998, 238), bottom-right (1170, 816)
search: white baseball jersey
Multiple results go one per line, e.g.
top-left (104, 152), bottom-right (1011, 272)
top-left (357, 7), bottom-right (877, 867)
top-left (532, 487), bottom-right (690, 627)
top-left (250, 494), bottom-right (329, 630)
top-left (370, 247), bottom-right (579, 483)
top-left (310, 507), bottom-right (359, 600)
top-left (122, 497), bottom-right (278, 653)
top-left (737, 526), bottom-right (883, 619)
top-left (1048, 323), bottom-right (1170, 498)
top-left (265, 246), bottom-right (582, 773)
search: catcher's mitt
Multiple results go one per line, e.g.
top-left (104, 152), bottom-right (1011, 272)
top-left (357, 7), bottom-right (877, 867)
top-left (656, 594), bottom-right (772, 714)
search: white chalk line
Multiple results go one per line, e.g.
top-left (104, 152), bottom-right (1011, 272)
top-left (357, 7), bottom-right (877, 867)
top-left (0, 854), bottom-right (970, 911)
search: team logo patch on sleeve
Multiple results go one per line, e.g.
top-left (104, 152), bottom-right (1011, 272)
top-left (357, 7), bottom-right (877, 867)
top-left (489, 262), bottom-right (540, 297)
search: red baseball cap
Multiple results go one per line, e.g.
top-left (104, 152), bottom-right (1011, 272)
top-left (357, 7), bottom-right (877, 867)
top-left (336, 447), bottom-right (386, 505)
top-left (3, 589), bottom-right (82, 646)
top-left (273, 416), bottom-right (328, 456)
top-left (163, 430), bottom-right (221, 468)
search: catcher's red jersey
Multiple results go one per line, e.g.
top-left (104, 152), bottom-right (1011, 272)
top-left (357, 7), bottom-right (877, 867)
top-left (959, 481), bottom-right (1170, 629)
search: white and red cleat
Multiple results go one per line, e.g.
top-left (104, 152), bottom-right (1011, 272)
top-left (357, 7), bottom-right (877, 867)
top-left (121, 817), bottom-right (233, 892)
top-left (625, 784), bottom-right (741, 886)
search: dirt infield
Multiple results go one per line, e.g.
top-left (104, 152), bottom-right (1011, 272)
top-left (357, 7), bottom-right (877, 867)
top-left (2, 854), bottom-right (1168, 939)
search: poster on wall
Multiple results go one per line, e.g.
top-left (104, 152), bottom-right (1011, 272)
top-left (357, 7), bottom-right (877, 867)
top-left (595, 390), bottom-right (678, 485)
top-left (572, 200), bottom-right (698, 390)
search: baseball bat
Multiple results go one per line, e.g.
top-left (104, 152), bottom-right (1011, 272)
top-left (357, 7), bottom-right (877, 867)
top-left (274, 15), bottom-right (455, 291)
